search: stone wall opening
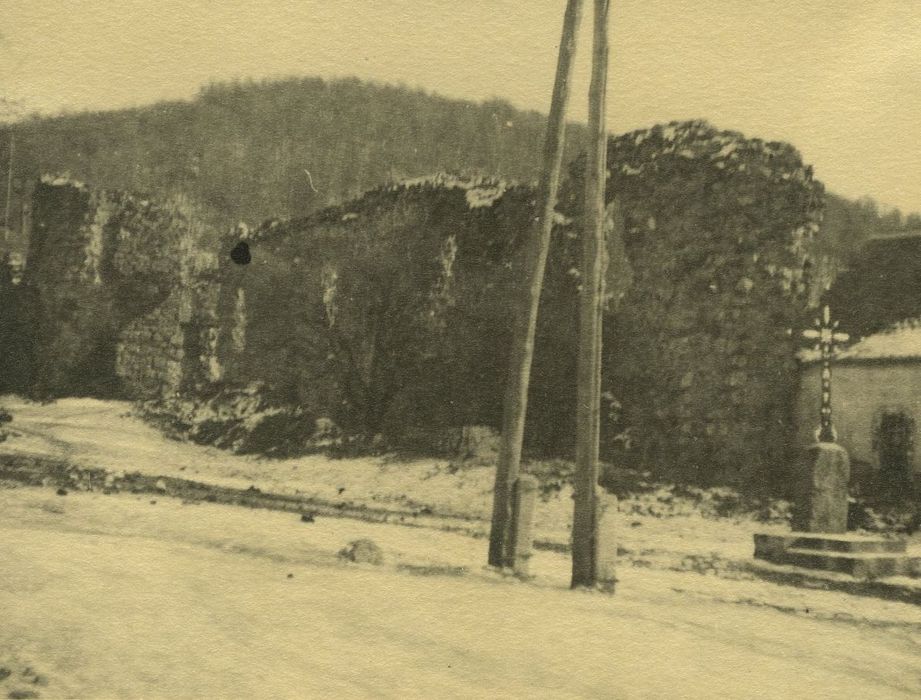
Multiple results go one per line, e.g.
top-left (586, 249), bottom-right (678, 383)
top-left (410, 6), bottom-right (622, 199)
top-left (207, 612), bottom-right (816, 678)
top-left (876, 411), bottom-right (915, 496)
top-left (68, 331), bottom-right (123, 398)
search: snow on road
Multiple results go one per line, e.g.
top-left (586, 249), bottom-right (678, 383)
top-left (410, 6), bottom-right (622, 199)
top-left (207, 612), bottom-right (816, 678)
top-left (2, 487), bottom-right (921, 699)
top-left (3, 397), bottom-right (921, 697)
top-left (0, 396), bottom-right (789, 562)
top-left (0, 396), bottom-right (505, 518)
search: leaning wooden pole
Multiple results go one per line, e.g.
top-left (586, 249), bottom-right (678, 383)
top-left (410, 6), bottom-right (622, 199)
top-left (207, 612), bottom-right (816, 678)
top-left (571, 0), bottom-right (610, 588)
top-left (488, 0), bottom-right (585, 569)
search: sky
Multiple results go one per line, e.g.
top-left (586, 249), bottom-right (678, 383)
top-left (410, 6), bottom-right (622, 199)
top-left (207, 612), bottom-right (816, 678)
top-left (2, 0), bottom-right (921, 212)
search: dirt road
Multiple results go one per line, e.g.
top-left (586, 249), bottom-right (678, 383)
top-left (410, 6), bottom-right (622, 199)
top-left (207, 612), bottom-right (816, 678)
top-left (2, 487), bottom-right (920, 699)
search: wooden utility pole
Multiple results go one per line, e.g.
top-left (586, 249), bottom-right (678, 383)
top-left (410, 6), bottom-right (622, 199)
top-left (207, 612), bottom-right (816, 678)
top-left (571, 0), bottom-right (611, 588)
top-left (488, 0), bottom-right (585, 569)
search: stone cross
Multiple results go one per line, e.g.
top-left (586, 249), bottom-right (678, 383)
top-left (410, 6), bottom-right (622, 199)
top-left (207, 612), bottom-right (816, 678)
top-left (802, 305), bottom-right (849, 443)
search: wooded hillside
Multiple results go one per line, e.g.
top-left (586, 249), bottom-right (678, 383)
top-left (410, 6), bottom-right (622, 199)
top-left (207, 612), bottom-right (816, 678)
top-left (1, 75), bottom-right (914, 266)
top-left (2, 77), bottom-right (585, 239)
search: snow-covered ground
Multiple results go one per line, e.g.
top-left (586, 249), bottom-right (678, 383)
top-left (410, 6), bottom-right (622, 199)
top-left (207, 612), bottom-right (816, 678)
top-left (3, 486), bottom-right (921, 699)
top-left (0, 396), bottom-right (790, 566)
top-left (3, 396), bottom-right (921, 697)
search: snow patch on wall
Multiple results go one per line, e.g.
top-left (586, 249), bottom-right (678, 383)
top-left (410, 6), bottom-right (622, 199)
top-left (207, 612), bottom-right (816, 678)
top-left (391, 173), bottom-right (509, 209)
top-left (800, 321), bottom-right (921, 363)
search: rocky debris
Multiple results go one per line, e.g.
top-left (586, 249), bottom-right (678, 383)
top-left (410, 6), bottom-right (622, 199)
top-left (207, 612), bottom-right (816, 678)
top-left (140, 384), bottom-right (323, 459)
top-left (675, 553), bottom-right (750, 578)
top-left (1, 662), bottom-right (49, 699)
top-left (847, 498), bottom-right (921, 534)
top-left (8, 690), bottom-right (40, 699)
top-left (0, 408), bottom-right (12, 444)
top-left (102, 472), bottom-right (119, 493)
top-left (338, 539), bottom-right (384, 565)
top-left (37, 501), bottom-right (64, 515)
top-left (19, 670), bottom-right (46, 688)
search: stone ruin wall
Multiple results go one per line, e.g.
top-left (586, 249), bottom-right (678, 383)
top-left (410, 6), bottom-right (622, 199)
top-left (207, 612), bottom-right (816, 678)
top-left (23, 178), bottom-right (120, 396)
top-left (114, 248), bottom-right (226, 401)
top-left (567, 121), bottom-right (827, 486)
top-left (115, 300), bottom-right (224, 398)
top-left (21, 178), bottom-right (225, 400)
top-left (15, 122), bottom-right (828, 484)
top-left (115, 295), bottom-right (185, 398)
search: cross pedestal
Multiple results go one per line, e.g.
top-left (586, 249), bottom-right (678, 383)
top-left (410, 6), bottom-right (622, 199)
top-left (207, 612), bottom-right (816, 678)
top-left (755, 448), bottom-right (920, 579)
top-left (753, 315), bottom-right (920, 578)
top-left (792, 442), bottom-right (850, 534)
top-left (751, 307), bottom-right (920, 578)
top-left (793, 304), bottom-right (851, 533)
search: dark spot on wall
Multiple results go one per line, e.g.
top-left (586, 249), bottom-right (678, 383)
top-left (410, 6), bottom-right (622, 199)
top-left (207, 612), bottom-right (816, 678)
top-left (230, 241), bottom-right (251, 265)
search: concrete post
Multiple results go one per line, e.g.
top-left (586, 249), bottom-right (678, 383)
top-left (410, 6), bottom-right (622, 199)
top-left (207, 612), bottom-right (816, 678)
top-left (593, 487), bottom-right (617, 592)
top-left (510, 475), bottom-right (539, 577)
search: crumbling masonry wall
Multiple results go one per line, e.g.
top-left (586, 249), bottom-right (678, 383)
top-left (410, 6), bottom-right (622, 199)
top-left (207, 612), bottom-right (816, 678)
top-left (13, 119), bottom-right (827, 486)
top-left (210, 122), bottom-right (825, 474)
top-left (214, 177), bottom-right (545, 444)
top-left (19, 178), bottom-right (222, 399)
top-left (559, 121), bottom-right (826, 487)
top-left (23, 178), bottom-right (122, 396)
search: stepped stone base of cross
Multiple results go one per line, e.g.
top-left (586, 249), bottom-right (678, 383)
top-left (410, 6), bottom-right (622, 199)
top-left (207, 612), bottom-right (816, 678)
top-left (747, 443), bottom-right (921, 580)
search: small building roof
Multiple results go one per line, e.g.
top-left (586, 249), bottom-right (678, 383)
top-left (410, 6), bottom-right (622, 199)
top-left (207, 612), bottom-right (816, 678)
top-left (799, 321), bottom-right (921, 364)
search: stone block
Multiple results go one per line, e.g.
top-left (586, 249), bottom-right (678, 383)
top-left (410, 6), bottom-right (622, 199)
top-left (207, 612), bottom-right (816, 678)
top-left (753, 531), bottom-right (919, 579)
top-left (754, 532), bottom-right (906, 556)
top-left (338, 539), bottom-right (384, 565)
top-left (778, 549), bottom-right (921, 579)
top-left (791, 442), bottom-right (851, 533)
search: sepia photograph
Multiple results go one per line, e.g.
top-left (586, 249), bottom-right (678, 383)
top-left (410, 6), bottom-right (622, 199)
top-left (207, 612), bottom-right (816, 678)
top-left (2, 1), bottom-right (921, 697)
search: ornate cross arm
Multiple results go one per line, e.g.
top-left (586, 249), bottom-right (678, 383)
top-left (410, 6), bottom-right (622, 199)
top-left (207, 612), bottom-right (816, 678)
top-left (802, 305), bottom-right (849, 443)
